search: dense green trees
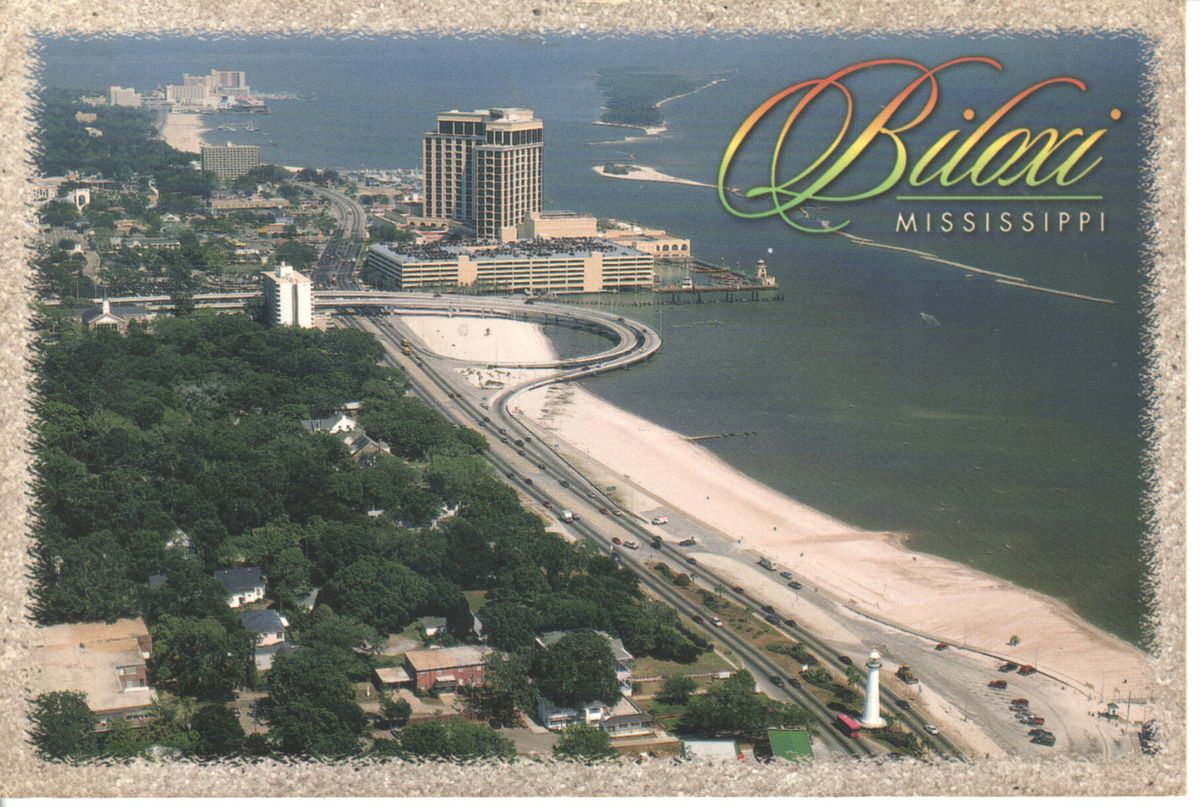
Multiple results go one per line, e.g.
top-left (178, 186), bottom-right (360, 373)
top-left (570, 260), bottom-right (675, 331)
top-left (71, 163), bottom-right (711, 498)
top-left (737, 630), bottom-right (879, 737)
top-left (675, 671), bottom-right (813, 740)
top-left (192, 703), bottom-right (246, 757)
top-left (317, 558), bottom-right (432, 633)
top-left (462, 650), bottom-right (539, 727)
top-left (656, 673), bottom-right (699, 705)
top-left (29, 691), bottom-right (96, 760)
top-left (149, 615), bottom-right (254, 699)
top-left (553, 725), bottom-right (618, 761)
top-left (274, 240), bottom-right (318, 270)
top-left (532, 632), bottom-right (621, 709)
top-left (391, 718), bottom-right (516, 761)
top-left (264, 648), bottom-right (367, 757)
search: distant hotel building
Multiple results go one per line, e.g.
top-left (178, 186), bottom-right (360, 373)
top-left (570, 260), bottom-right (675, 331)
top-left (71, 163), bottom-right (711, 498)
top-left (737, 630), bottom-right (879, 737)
top-left (108, 86), bottom-right (142, 107)
top-left (201, 142), bottom-right (262, 181)
top-left (261, 263), bottom-right (313, 327)
top-left (365, 236), bottom-right (653, 293)
top-left (423, 108), bottom-right (544, 241)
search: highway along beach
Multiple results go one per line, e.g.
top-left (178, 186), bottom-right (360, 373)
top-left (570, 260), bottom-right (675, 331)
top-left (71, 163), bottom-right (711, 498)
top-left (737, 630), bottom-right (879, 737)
top-left (332, 296), bottom-right (1148, 762)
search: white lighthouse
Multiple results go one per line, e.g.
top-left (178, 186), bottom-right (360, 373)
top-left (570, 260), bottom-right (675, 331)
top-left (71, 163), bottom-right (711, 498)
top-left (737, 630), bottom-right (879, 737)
top-left (860, 649), bottom-right (886, 728)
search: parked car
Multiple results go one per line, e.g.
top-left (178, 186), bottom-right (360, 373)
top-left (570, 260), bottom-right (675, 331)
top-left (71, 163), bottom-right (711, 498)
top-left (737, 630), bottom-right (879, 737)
top-left (988, 679), bottom-right (1008, 690)
top-left (999, 662), bottom-right (1019, 673)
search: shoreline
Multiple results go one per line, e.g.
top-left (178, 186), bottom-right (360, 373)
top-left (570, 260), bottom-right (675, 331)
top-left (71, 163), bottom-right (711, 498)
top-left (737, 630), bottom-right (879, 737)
top-left (157, 111), bottom-right (210, 154)
top-left (399, 311), bottom-right (1149, 701)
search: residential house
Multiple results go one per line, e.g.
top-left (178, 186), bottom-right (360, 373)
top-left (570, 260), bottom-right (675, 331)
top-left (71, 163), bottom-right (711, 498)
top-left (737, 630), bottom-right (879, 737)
top-left (532, 630), bottom-right (650, 735)
top-left (213, 566), bottom-right (267, 607)
top-left (241, 609), bottom-right (289, 647)
top-left (404, 645), bottom-right (491, 691)
top-left (301, 413), bottom-right (358, 435)
top-left (31, 618), bottom-right (157, 731)
top-left (537, 630), bottom-right (634, 695)
top-left (341, 429), bottom-right (391, 467)
top-left (416, 616), bottom-right (448, 639)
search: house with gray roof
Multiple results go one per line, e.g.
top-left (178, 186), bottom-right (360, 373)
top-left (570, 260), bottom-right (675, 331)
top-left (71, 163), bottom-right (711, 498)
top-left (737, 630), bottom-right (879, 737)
top-left (213, 566), bottom-right (266, 608)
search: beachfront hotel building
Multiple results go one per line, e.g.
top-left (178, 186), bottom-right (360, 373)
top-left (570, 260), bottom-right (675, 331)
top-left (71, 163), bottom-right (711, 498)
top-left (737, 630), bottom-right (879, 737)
top-left (422, 108), bottom-right (544, 241)
top-left (201, 142), bottom-right (262, 181)
top-left (261, 262), bottom-right (313, 327)
top-left (108, 86), bottom-right (142, 107)
top-left (365, 238), bottom-right (653, 293)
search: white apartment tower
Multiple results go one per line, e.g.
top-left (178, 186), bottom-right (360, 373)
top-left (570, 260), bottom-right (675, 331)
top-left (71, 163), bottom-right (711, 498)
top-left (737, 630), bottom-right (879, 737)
top-left (423, 107), bottom-right (544, 241)
top-left (261, 263), bottom-right (313, 327)
top-left (201, 143), bottom-right (262, 181)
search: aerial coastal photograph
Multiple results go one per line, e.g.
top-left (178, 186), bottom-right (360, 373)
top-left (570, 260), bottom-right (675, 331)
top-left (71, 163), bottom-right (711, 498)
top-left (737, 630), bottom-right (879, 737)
top-left (22, 32), bottom-right (1156, 770)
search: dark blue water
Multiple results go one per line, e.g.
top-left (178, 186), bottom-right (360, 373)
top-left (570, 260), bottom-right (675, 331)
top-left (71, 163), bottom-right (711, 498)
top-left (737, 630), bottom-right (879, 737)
top-left (36, 34), bottom-right (1151, 643)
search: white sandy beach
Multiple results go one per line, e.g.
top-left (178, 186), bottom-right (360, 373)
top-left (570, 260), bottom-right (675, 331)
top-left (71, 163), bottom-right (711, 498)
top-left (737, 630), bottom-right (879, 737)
top-left (398, 312), bottom-right (1149, 700)
top-left (158, 112), bottom-right (209, 154)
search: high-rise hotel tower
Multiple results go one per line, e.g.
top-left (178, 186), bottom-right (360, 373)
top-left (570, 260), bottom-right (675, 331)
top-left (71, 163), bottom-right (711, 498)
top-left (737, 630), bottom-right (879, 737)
top-left (422, 108), bottom-right (544, 241)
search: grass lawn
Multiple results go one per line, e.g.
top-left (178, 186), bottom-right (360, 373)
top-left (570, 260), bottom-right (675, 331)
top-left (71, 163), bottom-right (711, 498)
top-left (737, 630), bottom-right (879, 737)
top-left (464, 589), bottom-right (488, 611)
top-left (633, 650), bottom-right (732, 679)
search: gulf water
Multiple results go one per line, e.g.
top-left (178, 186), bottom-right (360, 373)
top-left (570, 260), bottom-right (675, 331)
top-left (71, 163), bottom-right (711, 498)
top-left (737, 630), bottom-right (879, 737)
top-left (38, 34), bottom-right (1151, 644)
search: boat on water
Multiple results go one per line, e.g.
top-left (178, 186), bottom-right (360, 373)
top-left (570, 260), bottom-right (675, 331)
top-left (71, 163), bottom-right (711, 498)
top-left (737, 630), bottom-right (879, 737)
top-left (920, 312), bottom-right (941, 327)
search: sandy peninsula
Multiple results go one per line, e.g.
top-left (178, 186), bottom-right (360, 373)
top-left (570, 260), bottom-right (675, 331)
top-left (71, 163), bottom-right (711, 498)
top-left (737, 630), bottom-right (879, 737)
top-left (158, 112), bottom-right (209, 154)
top-left (592, 164), bottom-right (718, 190)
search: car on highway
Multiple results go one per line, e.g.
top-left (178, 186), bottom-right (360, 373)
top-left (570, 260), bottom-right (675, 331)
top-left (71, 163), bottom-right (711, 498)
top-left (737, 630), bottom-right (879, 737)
top-left (784, 618), bottom-right (798, 628)
top-left (514, 439), bottom-right (525, 447)
top-left (787, 677), bottom-right (803, 688)
top-left (498, 427), bottom-right (507, 434)
top-left (923, 724), bottom-right (940, 735)
top-left (500, 437), bottom-right (509, 444)
top-left (541, 500), bottom-right (552, 507)
top-left (478, 420), bottom-right (487, 426)
top-left (599, 507), bottom-right (609, 515)
top-left (504, 472), bottom-right (515, 479)
top-left (780, 571), bottom-right (793, 579)
top-left (690, 614), bottom-right (704, 624)
top-left (686, 558), bottom-right (698, 565)
top-left (623, 539), bottom-right (639, 549)
top-left (523, 478), bottom-right (533, 485)
top-left (769, 675), bottom-right (786, 687)
top-left (788, 581), bottom-right (803, 590)
top-left (517, 449), bottom-right (526, 456)
top-left (612, 537), bottom-right (623, 545)
top-left (559, 480), bottom-right (570, 488)
top-left (837, 655), bottom-right (853, 666)
top-left (709, 616), bottom-right (723, 627)
top-left (765, 614), bottom-right (782, 626)
top-left (895, 699), bottom-right (911, 711)
top-left (651, 516), bottom-right (669, 525)
top-left (732, 586), bottom-right (745, 594)
top-left (537, 462), bottom-right (546, 469)
top-left (482, 416), bottom-right (491, 423)
top-left (586, 491), bottom-right (596, 499)
top-left (761, 604), bottom-right (776, 614)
